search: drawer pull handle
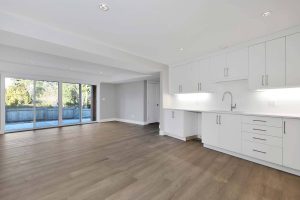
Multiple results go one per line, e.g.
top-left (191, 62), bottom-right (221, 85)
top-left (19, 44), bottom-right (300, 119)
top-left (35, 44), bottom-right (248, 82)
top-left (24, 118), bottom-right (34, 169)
top-left (253, 137), bottom-right (267, 141)
top-left (253, 120), bottom-right (267, 123)
top-left (253, 128), bottom-right (266, 132)
top-left (253, 149), bottom-right (266, 154)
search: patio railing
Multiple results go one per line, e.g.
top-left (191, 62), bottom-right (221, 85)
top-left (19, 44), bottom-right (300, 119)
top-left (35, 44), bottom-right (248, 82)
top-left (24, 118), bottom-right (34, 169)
top-left (6, 107), bottom-right (91, 123)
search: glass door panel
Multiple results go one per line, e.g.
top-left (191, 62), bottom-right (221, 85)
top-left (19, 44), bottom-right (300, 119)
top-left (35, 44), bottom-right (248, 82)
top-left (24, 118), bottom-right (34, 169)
top-left (5, 78), bottom-right (34, 132)
top-left (62, 83), bottom-right (80, 125)
top-left (35, 81), bottom-right (59, 128)
top-left (82, 84), bottom-right (92, 123)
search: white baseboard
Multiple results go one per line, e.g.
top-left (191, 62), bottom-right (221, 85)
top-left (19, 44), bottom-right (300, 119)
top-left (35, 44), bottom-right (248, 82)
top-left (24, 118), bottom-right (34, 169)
top-left (100, 118), bottom-right (148, 125)
top-left (160, 131), bottom-right (187, 141)
top-left (100, 118), bottom-right (117, 122)
top-left (159, 130), bottom-right (166, 136)
top-left (204, 144), bottom-right (300, 176)
top-left (117, 118), bottom-right (148, 125)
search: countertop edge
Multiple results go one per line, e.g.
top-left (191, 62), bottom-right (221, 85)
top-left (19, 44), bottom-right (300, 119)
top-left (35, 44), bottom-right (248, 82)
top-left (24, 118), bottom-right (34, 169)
top-left (163, 107), bottom-right (300, 119)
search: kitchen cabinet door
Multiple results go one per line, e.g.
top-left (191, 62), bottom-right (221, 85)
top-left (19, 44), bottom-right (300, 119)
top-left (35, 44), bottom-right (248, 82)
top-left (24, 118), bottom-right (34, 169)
top-left (286, 33), bottom-right (300, 87)
top-left (266, 37), bottom-right (286, 88)
top-left (249, 43), bottom-right (266, 90)
top-left (227, 47), bottom-right (248, 80)
top-left (219, 114), bottom-right (242, 153)
top-left (202, 113), bottom-right (219, 147)
top-left (212, 54), bottom-right (227, 82)
top-left (283, 119), bottom-right (300, 171)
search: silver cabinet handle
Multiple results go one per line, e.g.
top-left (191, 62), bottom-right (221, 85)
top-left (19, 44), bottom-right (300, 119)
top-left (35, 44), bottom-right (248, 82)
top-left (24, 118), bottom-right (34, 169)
top-left (253, 149), bottom-right (266, 154)
top-left (216, 115), bottom-right (219, 124)
top-left (266, 75), bottom-right (269, 86)
top-left (226, 68), bottom-right (229, 77)
top-left (219, 115), bottom-right (221, 125)
top-left (253, 137), bottom-right (267, 141)
top-left (283, 121), bottom-right (286, 134)
top-left (253, 128), bottom-right (266, 132)
top-left (253, 120), bottom-right (267, 123)
top-left (172, 111), bottom-right (175, 119)
top-left (262, 75), bottom-right (265, 86)
top-left (224, 68), bottom-right (226, 77)
top-left (199, 82), bottom-right (202, 91)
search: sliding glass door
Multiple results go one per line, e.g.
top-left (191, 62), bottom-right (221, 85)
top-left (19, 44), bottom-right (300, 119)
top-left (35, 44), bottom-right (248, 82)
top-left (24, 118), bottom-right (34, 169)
top-left (62, 83), bottom-right (80, 125)
top-left (82, 84), bottom-right (92, 123)
top-left (35, 81), bottom-right (59, 128)
top-left (4, 77), bottom-right (97, 133)
top-left (5, 78), bottom-right (34, 132)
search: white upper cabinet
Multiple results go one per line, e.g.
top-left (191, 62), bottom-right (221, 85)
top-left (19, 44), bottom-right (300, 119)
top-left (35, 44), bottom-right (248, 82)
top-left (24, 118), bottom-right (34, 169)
top-left (169, 58), bottom-right (212, 94)
top-left (213, 47), bottom-right (248, 82)
top-left (283, 118), bottom-right (300, 171)
top-left (212, 54), bottom-right (227, 82)
top-left (170, 66), bottom-right (186, 94)
top-left (227, 48), bottom-right (248, 81)
top-left (191, 58), bottom-right (212, 92)
top-left (266, 37), bottom-right (286, 88)
top-left (249, 43), bottom-right (266, 90)
top-left (249, 37), bottom-right (286, 90)
top-left (286, 33), bottom-right (300, 87)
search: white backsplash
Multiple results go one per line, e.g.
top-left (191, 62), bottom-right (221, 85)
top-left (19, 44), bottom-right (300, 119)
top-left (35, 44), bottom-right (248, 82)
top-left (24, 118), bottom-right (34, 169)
top-left (166, 80), bottom-right (300, 115)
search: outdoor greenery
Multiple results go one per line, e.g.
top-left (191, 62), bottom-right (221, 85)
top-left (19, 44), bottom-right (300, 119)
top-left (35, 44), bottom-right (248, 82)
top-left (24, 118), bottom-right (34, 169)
top-left (5, 78), bottom-right (92, 108)
top-left (5, 79), bottom-right (33, 107)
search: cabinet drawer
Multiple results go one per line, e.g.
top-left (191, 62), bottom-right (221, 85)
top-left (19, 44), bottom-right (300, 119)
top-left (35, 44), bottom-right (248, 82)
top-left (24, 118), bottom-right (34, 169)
top-left (242, 132), bottom-right (282, 147)
top-left (243, 140), bottom-right (282, 165)
top-left (242, 124), bottom-right (282, 138)
top-left (242, 116), bottom-right (282, 127)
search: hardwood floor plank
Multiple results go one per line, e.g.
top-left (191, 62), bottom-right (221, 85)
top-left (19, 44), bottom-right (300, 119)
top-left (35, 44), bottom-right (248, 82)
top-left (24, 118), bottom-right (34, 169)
top-left (1, 122), bottom-right (300, 200)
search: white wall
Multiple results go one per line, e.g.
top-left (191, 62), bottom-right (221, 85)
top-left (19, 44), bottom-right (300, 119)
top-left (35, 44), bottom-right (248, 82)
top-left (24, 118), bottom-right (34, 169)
top-left (100, 81), bottom-right (148, 124)
top-left (100, 83), bottom-right (118, 120)
top-left (116, 81), bottom-right (147, 123)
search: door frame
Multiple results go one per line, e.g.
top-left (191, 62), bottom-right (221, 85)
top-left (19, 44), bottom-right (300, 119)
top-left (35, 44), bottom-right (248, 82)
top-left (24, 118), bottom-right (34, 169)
top-left (146, 80), bottom-right (160, 124)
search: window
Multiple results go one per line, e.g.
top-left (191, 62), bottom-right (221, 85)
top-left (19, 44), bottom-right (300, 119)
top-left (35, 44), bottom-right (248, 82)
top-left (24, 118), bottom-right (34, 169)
top-left (35, 81), bottom-right (59, 128)
top-left (5, 78), bottom-right (34, 132)
top-left (4, 77), bottom-right (97, 133)
top-left (62, 83), bottom-right (80, 125)
top-left (82, 84), bottom-right (92, 123)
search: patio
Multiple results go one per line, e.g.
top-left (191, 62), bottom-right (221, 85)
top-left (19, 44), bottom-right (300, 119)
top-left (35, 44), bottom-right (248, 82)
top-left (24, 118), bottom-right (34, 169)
top-left (5, 107), bottom-right (92, 132)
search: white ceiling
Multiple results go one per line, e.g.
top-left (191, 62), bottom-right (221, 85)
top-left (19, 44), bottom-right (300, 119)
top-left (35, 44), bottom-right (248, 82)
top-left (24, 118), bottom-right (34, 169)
top-left (0, 0), bottom-right (300, 65)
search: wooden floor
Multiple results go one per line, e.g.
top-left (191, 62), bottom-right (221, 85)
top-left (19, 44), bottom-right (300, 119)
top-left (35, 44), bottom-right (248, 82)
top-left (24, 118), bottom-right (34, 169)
top-left (1, 122), bottom-right (300, 200)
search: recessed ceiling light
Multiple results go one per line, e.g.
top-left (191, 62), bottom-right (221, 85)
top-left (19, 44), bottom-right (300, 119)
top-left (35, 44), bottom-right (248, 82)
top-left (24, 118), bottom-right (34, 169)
top-left (179, 48), bottom-right (184, 51)
top-left (99, 72), bottom-right (103, 75)
top-left (99, 3), bottom-right (109, 11)
top-left (262, 11), bottom-right (271, 17)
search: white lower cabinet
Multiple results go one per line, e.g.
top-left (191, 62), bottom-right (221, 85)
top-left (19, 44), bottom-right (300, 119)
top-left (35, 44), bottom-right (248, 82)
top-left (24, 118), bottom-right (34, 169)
top-left (163, 109), bottom-right (198, 141)
top-left (202, 113), bottom-right (300, 175)
top-left (202, 113), bottom-right (219, 147)
top-left (243, 140), bottom-right (282, 165)
top-left (202, 112), bottom-right (242, 153)
top-left (283, 119), bottom-right (300, 171)
top-left (219, 114), bottom-right (242, 153)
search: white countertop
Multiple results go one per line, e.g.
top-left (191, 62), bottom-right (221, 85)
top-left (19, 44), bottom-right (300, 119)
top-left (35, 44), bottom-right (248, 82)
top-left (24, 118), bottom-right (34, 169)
top-left (164, 107), bottom-right (300, 119)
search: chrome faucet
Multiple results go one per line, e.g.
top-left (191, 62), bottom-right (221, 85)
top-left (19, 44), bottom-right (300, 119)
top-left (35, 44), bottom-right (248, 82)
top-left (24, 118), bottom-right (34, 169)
top-left (222, 91), bottom-right (237, 111)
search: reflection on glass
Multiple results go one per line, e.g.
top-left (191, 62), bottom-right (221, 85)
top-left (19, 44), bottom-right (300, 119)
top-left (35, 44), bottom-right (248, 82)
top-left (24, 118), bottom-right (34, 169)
top-left (82, 84), bottom-right (92, 123)
top-left (62, 83), bottom-right (80, 125)
top-left (35, 81), bottom-right (59, 128)
top-left (5, 78), bottom-right (34, 132)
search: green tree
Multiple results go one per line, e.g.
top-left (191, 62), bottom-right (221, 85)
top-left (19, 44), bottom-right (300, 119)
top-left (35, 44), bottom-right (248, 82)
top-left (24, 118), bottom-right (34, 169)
top-left (5, 79), bottom-right (33, 107)
top-left (63, 84), bottom-right (79, 107)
